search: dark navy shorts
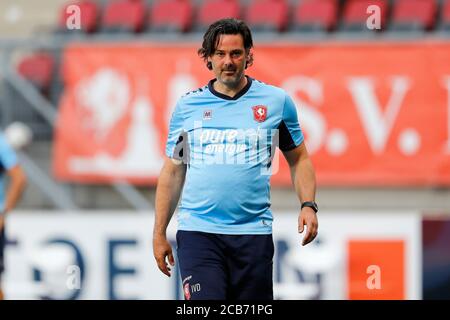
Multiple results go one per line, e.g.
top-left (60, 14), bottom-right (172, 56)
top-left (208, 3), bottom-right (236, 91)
top-left (0, 226), bottom-right (5, 275)
top-left (176, 230), bottom-right (274, 300)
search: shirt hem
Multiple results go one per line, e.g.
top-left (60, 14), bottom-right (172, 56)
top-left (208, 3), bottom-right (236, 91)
top-left (177, 226), bottom-right (273, 235)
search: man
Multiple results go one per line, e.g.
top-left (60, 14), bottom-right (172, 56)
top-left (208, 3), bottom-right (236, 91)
top-left (153, 18), bottom-right (318, 300)
top-left (0, 131), bottom-right (27, 300)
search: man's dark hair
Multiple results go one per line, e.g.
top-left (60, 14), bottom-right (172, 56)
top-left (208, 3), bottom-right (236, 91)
top-left (198, 18), bottom-right (254, 69)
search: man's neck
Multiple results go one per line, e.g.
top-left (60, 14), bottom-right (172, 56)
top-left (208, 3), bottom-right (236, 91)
top-left (213, 76), bottom-right (248, 98)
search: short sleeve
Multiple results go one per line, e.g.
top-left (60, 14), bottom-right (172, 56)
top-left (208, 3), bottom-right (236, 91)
top-left (0, 134), bottom-right (18, 171)
top-left (165, 102), bottom-right (186, 160)
top-left (278, 94), bottom-right (304, 152)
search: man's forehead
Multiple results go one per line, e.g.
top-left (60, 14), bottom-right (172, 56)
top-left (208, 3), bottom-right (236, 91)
top-left (215, 34), bottom-right (245, 51)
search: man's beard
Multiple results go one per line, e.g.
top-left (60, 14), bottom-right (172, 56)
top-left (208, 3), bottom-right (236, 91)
top-left (220, 69), bottom-right (243, 88)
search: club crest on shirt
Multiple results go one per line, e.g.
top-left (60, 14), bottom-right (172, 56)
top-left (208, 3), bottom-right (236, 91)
top-left (184, 283), bottom-right (191, 300)
top-left (252, 105), bottom-right (267, 122)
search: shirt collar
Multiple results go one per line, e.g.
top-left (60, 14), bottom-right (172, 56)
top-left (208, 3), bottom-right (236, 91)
top-left (208, 76), bottom-right (252, 100)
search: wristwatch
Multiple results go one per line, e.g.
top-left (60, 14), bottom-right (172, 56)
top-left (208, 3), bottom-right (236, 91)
top-left (301, 201), bottom-right (318, 213)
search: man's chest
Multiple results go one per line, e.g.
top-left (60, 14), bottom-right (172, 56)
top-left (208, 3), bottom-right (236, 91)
top-left (181, 100), bottom-right (284, 157)
top-left (183, 98), bottom-right (283, 131)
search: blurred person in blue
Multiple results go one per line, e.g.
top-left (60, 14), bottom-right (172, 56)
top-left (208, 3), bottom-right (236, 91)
top-left (0, 129), bottom-right (27, 300)
top-left (153, 18), bottom-right (318, 300)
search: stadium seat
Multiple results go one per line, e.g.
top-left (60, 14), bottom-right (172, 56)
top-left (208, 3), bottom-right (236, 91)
top-left (293, 0), bottom-right (338, 32)
top-left (441, 0), bottom-right (450, 31)
top-left (58, 0), bottom-right (99, 34)
top-left (342, 0), bottom-right (388, 31)
top-left (245, 0), bottom-right (289, 32)
top-left (390, 0), bottom-right (437, 31)
top-left (196, 0), bottom-right (241, 30)
top-left (149, 0), bottom-right (193, 33)
top-left (101, 0), bottom-right (146, 33)
top-left (17, 52), bottom-right (54, 94)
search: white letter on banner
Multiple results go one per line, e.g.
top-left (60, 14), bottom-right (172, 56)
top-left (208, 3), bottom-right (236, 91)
top-left (282, 76), bottom-right (327, 155)
top-left (348, 77), bottom-right (410, 154)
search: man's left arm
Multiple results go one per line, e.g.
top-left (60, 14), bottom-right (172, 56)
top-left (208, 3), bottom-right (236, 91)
top-left (283, 142), bottom-right (318, 246)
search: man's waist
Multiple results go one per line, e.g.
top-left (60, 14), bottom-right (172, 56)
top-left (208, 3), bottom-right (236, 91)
top-left (177, 211), bottom-right (273, 235)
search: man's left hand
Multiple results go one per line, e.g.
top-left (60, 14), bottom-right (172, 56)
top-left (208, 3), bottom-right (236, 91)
top-left (298, 207), bottom-right (318, 246)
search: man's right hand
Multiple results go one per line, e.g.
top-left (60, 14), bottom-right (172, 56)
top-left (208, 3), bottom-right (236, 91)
top-left (153, 234), bottom-right (175, 277)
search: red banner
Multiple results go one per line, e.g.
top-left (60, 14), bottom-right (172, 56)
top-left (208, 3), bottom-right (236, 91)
top-left (54, 42), bottom-right (450, 186)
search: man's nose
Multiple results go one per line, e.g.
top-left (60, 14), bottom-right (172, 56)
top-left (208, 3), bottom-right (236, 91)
top-left (223, 54), bottom-right (233, 65)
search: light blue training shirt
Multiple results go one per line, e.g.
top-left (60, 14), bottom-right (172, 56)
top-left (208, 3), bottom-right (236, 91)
top-left (166, 76), bottom-right (304, 234)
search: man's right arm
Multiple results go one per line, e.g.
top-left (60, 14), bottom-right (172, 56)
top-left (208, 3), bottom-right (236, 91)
top-left (0, 165), bottom-right (27, 231)
top-left (153, 157), bottom-right (187, 277)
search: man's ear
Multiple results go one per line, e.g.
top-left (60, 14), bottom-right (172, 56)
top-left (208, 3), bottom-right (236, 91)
top-left (207, 61), bottom-right (213, 70)
top-left (245, 50), bottom-right (253, 69)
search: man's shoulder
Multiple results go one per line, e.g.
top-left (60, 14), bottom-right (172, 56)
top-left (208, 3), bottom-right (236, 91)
top-left (0, 133), bottom-right (18, 169)
top-left (251, 78), bottom-right (286, 97)
top-left (0, 133), bottom-right (6, 144)
top-left (180, 85), bottom-right (209, 101)
top-left (0, 134), bottom-right (11, 152)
